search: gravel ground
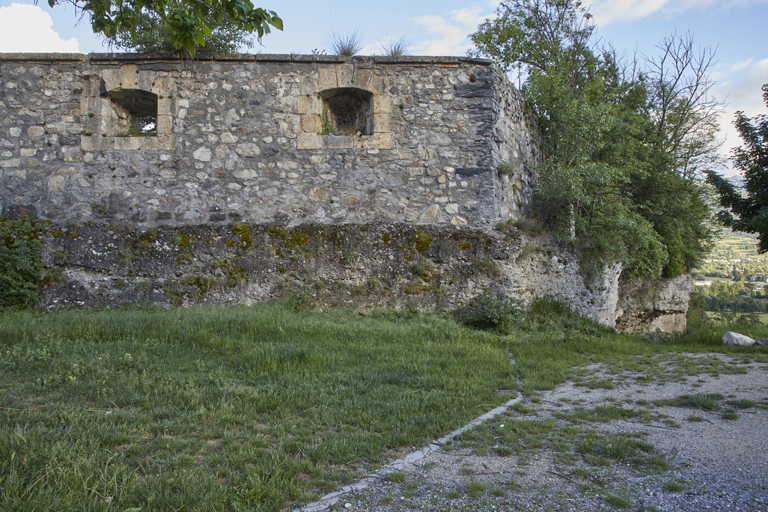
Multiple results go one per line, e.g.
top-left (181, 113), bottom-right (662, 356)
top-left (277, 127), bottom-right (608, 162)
top-left (299, 353), bottom-right (768, 512)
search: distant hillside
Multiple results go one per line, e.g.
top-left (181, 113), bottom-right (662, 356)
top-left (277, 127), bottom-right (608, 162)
top-left (697, 228), bottom-right (768, 279)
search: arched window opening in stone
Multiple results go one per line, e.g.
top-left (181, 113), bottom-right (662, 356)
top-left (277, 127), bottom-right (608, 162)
top-left (318, 88), bottom-right (374, 135)
top-left (102, 89), bottom-right (158, 136)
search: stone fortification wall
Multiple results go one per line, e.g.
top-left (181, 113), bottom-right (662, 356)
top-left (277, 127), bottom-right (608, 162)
top-left (36, 223), bottom-right (691, 333)
top-left (0, 53), bottom-right (538, 229)
top-left (1, 53), bottom-right (692, 333)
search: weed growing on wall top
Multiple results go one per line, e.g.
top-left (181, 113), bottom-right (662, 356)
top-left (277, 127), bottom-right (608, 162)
top-left (381, 36), bottom-right (411, 57)
top-left (327, 28), bottom-right (364, 56)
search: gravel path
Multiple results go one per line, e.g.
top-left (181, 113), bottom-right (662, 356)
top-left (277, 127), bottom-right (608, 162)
top-left (299, 353), bottom-right (768, 511)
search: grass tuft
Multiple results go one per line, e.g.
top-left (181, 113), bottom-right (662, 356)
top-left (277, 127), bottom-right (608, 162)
top-left (465, 479), bottom-right (486, 498)
top-left (327, 28), bottom-right (364, 56)
top-left (381, 36), bottom-right (411, 56)
top-left (663, 481), bottom-right (685, 492)
top-left (605, 494), bottom-right (631, 509)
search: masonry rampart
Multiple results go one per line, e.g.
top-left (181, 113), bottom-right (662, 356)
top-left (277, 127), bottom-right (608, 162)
top-left (0, 53), bottom-right (539, 228)
top-left (0, 53), bottom-right (692, 333)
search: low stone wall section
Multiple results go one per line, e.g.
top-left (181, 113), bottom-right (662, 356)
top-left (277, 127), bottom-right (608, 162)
top-left (38, 222), bottom-right (690, 333)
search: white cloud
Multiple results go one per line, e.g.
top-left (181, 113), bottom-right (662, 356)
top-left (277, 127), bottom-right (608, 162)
top-left (0, 4), bottom-right (79, 53)
top-left (589, 0), bottom-right (763, 26)
top-left (412, 7), bottom-right (489, 56)
top-left (712, 58), bottom-right (768, 168)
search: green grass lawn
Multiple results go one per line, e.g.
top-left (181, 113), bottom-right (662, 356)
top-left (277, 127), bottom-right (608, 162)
top-left (1, 301), bottom-right (766, 511)
top-left (0, 303), bottom-right (515, 511)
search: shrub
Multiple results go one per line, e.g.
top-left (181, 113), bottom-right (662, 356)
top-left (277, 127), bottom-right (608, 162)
top-left (456, 290), bottom-right (524, 332)
top-left (327, 28), bottom-right (364, 56)
top-left (498, 161), bottom-right (515, 176)
top-left (0, 219), bottom-right (50, 310)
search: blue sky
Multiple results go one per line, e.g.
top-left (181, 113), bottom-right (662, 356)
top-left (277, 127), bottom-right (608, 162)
top-left (1, 0), bottom-right (766, 169)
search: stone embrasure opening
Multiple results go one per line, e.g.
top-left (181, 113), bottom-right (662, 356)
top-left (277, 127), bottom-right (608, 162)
top-left (104, 89), bottom-right (158, 136)
top-left (319, 88), bottom-right (373, 135)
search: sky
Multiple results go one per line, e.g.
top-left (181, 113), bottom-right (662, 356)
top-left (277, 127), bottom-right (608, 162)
top-left (0, 0), bottom-right (766, 174)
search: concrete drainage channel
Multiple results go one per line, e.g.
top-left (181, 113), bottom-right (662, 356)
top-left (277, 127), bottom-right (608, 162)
top-left (296, 353), bottom-right (522, 512)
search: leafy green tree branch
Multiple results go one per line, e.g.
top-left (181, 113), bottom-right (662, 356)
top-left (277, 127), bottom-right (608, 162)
top-left (44, 0), bottom-right (282, 55)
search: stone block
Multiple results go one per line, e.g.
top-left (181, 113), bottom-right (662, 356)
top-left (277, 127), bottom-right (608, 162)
top-left (157, 115), bottom-right (173, 134)
top-left (297, 95), bottom-right (320, 115)
top-left (334, 64), bottom-right (355, 88)
top-left (27, 126), bottom-right (45, 137)
top-left (353, 69), bottom-right (373, 90)
top-left (420, 204), bottom-right (444, 224)
top-left (297, 133), bottom-right (323, 150)
top-left (47, 175), bottom-right (65, 192)
top-left (158, 97), bottom-right (173, 116)
top-left (120, 64), bottom-right (138, 89)
top-left (157, 135), bottom-right (175, 150)
top-left (300, 74), bottom-right (319, 95)
top-left (221, 132), bottom-right (238, 143)
top-left (361, 133), bottom-right (393, 150)
top-left (325, 135), bottom-right (354, 149)
top-left (317, 67), bottom-right (339, 91)
top-left (367, 76), bottom-right (389, 95)
top-left (309, 187), bottom-right (329, 202)
top-left (373, 95), bottom-right (391, 114)
top-left (138, 137), bottom-right (159, 151)
top-left (302, 114), bottom-right (322, 134)
top-left (155, 77), bottom-right (175, 97)
top-left (137, 71), bottom-right (157, 92)
top-left (114, 137), bottom-right (139, 151)
top-left (373, 114), bottom-right (390, 133)
top-left (101, 69), bottom-right (121, 92)
top-left (0, 158), bottom-right (21, 168)
top-left (235, 143), bottom-right (260, 157)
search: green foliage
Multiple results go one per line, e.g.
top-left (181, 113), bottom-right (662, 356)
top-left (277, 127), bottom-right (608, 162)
top-left (0, 219), bottom-right (50, 310)
top-left (53, 0), bottom-right (282, 56)
top-left (108, 9), bottom-right (259, 53)
top-left (498, 160), bottom-right (516, 176)
top-left (707, 84), bottom-right (768, 251)
top-left (456, 290), bottom-right (525, 332)
top-left (471, 0), bottom-right (718, 280)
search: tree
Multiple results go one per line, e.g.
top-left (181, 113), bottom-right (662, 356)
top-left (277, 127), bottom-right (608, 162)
top-left (707, 85), bottom-right (768, 252)
top-left (45, 0), bottom-right (281, 55)
top-left (108, 9), bottom-right (257, 53)
top-left (644, 32), bottom-right (724, 179)
top-left (471, 0), bottom-right (718, 281)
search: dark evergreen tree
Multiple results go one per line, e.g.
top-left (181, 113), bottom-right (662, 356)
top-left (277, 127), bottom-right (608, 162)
top-left (707, 85), bottom-right (768, 252)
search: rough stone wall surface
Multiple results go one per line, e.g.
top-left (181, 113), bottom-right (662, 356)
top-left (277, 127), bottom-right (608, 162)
top-left (500, 233), bottom-right (623, 328)
top-left (490, 65), bottom-right (538, 220)
top-left (615, 274), bottom-right (694, 333)
top-left (1, 53), bottom-right (689, 333)
top-left (0, 53), bottom-right (538, 229)
top-left (36, 223), bottom-right (687, 333)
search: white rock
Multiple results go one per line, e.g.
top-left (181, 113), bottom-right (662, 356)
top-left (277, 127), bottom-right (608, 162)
top-left (722, 332), bottom-right (755, 347)
top-left (235, 143), bottom-right (260, 157)
top-left (192, 147), bottom-right (212, 161)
